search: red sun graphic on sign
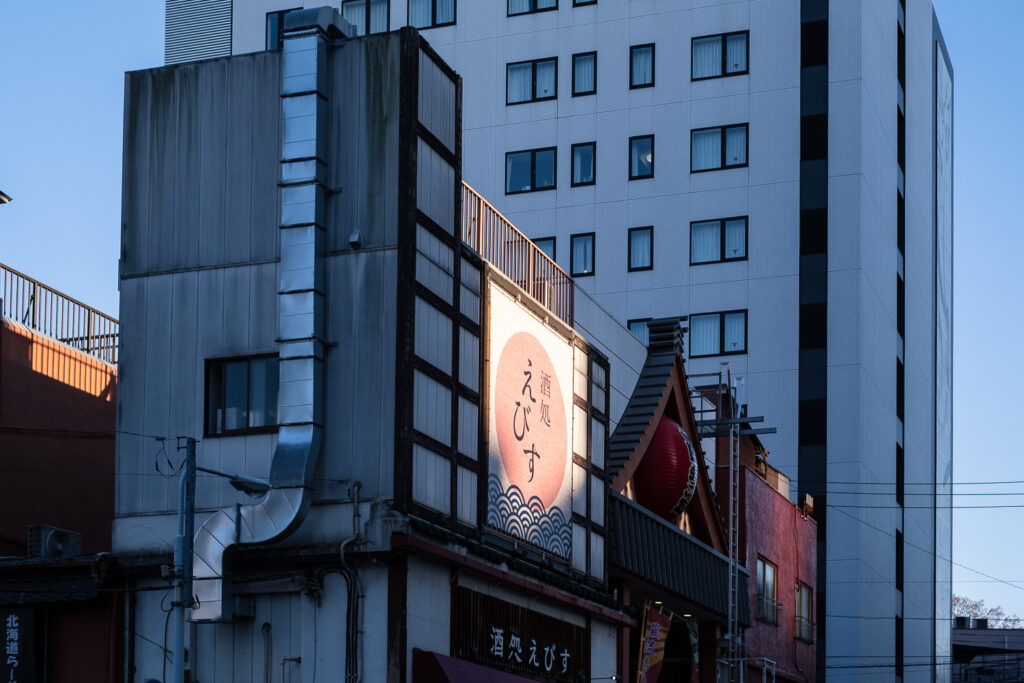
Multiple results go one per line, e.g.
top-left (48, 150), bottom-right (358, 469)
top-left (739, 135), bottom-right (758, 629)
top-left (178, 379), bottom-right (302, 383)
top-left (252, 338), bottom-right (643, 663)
top-left (493, 332), bottom-right (568, 510)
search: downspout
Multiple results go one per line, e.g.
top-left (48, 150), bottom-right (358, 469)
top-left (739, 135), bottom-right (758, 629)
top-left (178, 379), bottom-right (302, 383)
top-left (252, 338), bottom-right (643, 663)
top-left (191, 6), bottom-right (350, 622)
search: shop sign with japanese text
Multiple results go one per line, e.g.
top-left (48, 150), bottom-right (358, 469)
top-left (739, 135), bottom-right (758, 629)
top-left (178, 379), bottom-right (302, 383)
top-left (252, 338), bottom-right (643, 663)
top-left (1, 608), bottom-right (34, 683)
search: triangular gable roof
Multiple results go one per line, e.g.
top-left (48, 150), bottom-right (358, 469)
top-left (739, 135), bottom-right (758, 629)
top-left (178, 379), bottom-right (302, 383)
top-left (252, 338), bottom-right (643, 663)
top-left (608, 318), bottom-right (727, 554)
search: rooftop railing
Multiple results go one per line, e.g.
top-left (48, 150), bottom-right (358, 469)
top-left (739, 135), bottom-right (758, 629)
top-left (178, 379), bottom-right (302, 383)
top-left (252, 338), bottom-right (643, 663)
top-left (461, 182), bottom-right (573, 326)
top-left (1, 262), bottom-right (118, 365)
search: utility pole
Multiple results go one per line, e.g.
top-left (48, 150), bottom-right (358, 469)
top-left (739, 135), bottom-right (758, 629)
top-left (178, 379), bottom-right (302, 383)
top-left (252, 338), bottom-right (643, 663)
top-left (173, 437), bottom-right (197, 683)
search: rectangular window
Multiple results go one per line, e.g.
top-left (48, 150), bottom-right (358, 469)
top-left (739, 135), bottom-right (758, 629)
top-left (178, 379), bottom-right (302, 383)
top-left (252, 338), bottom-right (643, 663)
top-left (571, 142), bottom-right (596, 186)
top-left (691, 124), bottom-right (748, 171)
top-left (628, 319), bottom-right (650, 346)
top-left (508, 0), bottom-right (556, 16)
top-left (692, 31), bottom-right (748, 80)
top-left (266, 8), bottom-right (301, 50)
top-left (534, 236), bottom-right (556, 262)
top-left (629, 135), bottom-right (654, 180)
top-left (796, 583), bottom-right (814, 642)
top-left (342, 0), bottom-right (388, 35)
top-left (896, 530), bottom-right (904, 592)
top-left (689, 310), bottom-right (746, 357)
top-left (757, 557), bottom-right (779, 626)
top-left (573, 0), bottom-right (595, 4)
top-left (628, 227), bottom-right (653, 271)
top-left (630, 44), bottom-right (655, 88)
top-left (896, 358), bottom-right (905, 421)
top-left (205, 356), bottom-right (279, 436)
top-left (896, 615), bottom-right (904, 679)
top-left (896, 444), bottom-right (904, 507)
top-left (409, 0), bottom-right (455, 29)
top-left (570, 233), bottom-right (595, 277)
top-left (690, 217), bottom-right (747, 264)
top-left (572, 52), bottom-right (597, 96)
top-left (507, 57), bottom-right (557, 104)
top-left (505, 147), bottom-right (556, 194)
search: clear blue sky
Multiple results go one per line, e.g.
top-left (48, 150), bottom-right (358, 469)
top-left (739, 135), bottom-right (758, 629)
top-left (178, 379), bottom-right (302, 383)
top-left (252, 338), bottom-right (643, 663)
top-left (1, 1), bottom-right (1023, 618)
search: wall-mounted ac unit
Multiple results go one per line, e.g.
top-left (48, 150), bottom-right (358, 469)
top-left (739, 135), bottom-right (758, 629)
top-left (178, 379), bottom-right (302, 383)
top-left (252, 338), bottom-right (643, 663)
top-left (27, 525), bottom-right (82, 559)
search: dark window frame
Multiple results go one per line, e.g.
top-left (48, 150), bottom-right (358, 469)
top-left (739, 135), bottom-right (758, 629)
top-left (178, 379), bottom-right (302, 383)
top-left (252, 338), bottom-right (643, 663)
top-left (571, 141), bottom-right (597, 187)
top-left (629, 43), bottom-right (656, 89)
top-left (508, 0), bottom-right (557, 17)
top-left (691, 30), bottom-right (750, 81)
top-left (505, 146), bottom-right (557, 194)
top-left (266, 7), bottom-right (303, 51)
top-left (341, 0), bottom-right (390, 35)
top-left (756, 556), bottom-right (780, 627)
top-left (795, 582), bottom-right (814, 643)
top-left (506, 57), bottom-right (559, 105)
top-left (627, 226), bottom-right (653, 272)
top-left (689, 216), bottom-right (749, 265)
top-left (407, 0), bottom-right (457, 29)
top-left (533, 236), bottom-right (556, 261)
top-left (690, 123), bottom-right (749, 173)
top-left (571, 51), bottom-right (597, 96)
top-left (689, 309), bottom-right (748, 358)
top-left (204, 354), bottom-right (280, 438)
top-left (570, 232), bottom-right (596, 277)
top-left (628, 134), bottom-right (655, 180)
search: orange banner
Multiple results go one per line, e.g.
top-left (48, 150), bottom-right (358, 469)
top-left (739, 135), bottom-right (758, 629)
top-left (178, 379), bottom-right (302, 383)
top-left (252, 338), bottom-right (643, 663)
top-left (636, 604), bottom-right (671, 683)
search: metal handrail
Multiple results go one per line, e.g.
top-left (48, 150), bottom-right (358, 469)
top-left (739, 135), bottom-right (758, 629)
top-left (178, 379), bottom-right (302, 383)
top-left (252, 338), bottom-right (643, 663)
top-left (460, 182), bottom-right (574, 326)
top-left (757, 593), bottom-right (781, 626)
top-left (795, 615), bottom-right (815, 643)
top-left (1, 262), bottom-right (118, 364)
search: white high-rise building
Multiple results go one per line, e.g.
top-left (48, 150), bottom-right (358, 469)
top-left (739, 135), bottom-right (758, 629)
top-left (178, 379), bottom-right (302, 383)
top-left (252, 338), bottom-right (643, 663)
top-left (165, 1), bottom-right (953, 679)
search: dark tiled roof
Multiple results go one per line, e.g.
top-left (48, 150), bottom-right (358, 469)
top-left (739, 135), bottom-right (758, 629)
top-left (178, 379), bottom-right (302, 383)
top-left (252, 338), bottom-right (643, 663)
top-left (607, 317), bottom-right (685, 477)
top-left (608, 492), bottom-right (751, 626)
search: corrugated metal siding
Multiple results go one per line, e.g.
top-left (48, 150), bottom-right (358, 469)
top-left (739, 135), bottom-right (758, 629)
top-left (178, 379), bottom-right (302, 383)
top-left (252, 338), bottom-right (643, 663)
top-left (608, 492), bottom-right (751, 625)
top-left (418, 50), bottom-right (456, 153)
top-left (165, 0), bottom-right (232, 65)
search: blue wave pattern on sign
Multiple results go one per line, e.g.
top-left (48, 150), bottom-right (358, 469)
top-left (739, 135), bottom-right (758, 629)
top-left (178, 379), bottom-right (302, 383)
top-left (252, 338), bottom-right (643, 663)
top-left (487, 474), bottom-right (571, 558)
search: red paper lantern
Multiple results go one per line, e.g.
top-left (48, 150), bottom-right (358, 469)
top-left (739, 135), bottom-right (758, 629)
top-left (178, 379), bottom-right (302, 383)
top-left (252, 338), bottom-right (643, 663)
top-left (633, 416), bottom-right (698, 521)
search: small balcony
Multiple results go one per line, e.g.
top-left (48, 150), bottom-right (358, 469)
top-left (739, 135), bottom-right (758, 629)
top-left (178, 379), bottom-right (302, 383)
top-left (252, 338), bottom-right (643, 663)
top-left (757, 593), bottom-right (781, 626)
top-left (795, 615), bottom-right (815, 643)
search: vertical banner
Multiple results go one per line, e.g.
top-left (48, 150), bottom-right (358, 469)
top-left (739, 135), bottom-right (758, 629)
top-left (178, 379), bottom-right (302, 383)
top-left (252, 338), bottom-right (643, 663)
top-left (1, 607), bottom-right (35, 683)
top-left (636, 603), bottom-right (671, 683)
top-left (486, 281), bottom-right (574, 558)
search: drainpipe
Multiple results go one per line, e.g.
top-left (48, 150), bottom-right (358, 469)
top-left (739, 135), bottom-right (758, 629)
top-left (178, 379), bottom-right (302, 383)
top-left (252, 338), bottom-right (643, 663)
top-left (191, 6), bottom-right (351, 622)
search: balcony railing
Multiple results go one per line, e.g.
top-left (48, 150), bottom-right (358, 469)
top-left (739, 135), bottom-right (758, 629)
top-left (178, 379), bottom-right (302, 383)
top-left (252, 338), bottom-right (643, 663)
top-left (1, 262), bottom-right (118, 365)
top-left (461, 182), bottom-right (574, 326)
top-left (757, 594), bottom-right (781, 626)
top-left (795, 615), bottom-right (814, 643)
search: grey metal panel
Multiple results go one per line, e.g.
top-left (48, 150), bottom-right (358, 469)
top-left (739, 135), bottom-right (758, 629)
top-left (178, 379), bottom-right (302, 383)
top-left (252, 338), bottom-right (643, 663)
top-left (224, 59), bottom-right (254, 265)
top-left (147, 68), bottom-right (179, 274)
top-left (197, 58), bottom-right (229, 268)
top-left (457, 396), bottom-right (478, 459)
top-left (418, 50), bottom-right (457, 153)
top-left (458, 327), bottom-right (478, 392)
top-left (416, 138), bottom-right (455, 234)
top-left (413, 444), bottom-right (451, 512)
top-left (248, 262), bottom-right (279, 352)
top-left (221, 266), bottom-right (251, 357)
top-left (120, 71), bottom-right (152, 277)
top-left (414, 370), bottom-right (451, 446)
top-left (172, 64), bottom-right (202, 271)
top-left (141, 275), bottom-right (173, 513)
top-left (250, 52), bottom-right (282, 263)
top-left (415, 296), bottom-right (452, 374)
top-left (115, 276), bottom-right (147, 515)
top-left (165, 0), bottom-right (231, 65)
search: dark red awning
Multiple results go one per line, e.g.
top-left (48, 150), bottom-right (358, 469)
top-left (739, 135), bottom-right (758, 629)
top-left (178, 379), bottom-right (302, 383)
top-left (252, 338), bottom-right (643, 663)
top-left (413, 649), bottom-right (539, 683)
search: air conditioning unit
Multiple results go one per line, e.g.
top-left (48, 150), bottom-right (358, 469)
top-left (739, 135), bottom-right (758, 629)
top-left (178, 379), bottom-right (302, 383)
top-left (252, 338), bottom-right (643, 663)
top-left (27, 525), bottom-right (82, 559)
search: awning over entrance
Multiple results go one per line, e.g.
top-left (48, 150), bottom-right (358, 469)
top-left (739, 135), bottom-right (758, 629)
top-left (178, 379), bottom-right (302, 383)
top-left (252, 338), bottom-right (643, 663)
top-left (608, 492), bottom-right (752, 626)
top-left (413, 650), bottom-right (539, 683)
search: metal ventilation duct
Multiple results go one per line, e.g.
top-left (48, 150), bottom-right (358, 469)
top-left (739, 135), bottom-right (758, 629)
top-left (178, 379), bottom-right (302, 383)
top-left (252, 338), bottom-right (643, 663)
top-left (191, 7), bottom-right (349, 622)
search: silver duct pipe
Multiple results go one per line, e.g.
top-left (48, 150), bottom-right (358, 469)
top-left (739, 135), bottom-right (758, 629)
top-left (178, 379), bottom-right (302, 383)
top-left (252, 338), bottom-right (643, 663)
top-left (191, 7), bottom-right (349, 622)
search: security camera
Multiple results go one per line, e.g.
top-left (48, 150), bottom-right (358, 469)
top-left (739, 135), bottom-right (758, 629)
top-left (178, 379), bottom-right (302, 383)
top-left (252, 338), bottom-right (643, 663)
top-left (348, 229), bottom-right (362, 249)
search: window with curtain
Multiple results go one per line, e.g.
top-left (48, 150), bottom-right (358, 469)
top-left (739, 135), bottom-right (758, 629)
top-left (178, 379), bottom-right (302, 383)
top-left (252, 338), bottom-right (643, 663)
top-left (342, 0), bottom-right (388, 35)
top-left (571, 233), bottom-right (595, 276)
top-left (505, 147), bottom-right (556, 194)
top-left (206, 355), bottom-right (280, 436)
top-left (689, 311), bottom-right (746, 356)
top-left (630, 44), bottom-right (655, 88)
top-left (692, 31), bottom-right (748, 80)
top-left (691, 124), bottom-right (748, 171)
top-left (629, 135), bottom-right (654, 179)
top-left (628, 319), bottom-right (650, 346)
top-left (690, 217), bottom-right (747, 264)
top-left (572, 52), bottom-right (596, 95)
top-left (508, 0), bottom-right (556, 15)
top-left (409, 0), bottom-right (454, 28)
top-left (534, 237), bottom-right (556, 261)
top-left (571, 142), bottom-right (596, 186)
top-left (628, 227), bottom-right (653, 271)
top-left (757, 557), bottom-right (779, 625)
top-left (506, 57), bottom-right (557, 104)
top-left (796, 583), bottom-right (813, 641)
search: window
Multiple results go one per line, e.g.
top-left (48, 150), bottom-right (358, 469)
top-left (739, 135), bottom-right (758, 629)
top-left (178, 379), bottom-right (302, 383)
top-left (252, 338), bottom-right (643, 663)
top-left (534, 236), bottom-right (556, 261)
top-left (689, 310), bottom-right (746, 357)
top-left (896, 530), bottom-right (904, 592)
top-left (690, 217), bottom-right (747, 264)
top-left (629, 135), bottom-right (654, 180)
top-left (692, 31), bottom-right (748, 79)
top-left (571, 142), bottom-right (596, 186)
top-left (571, 233), bottom-right (595, 277)
top-left (573, 0), bottom-right (596, 5)
top-left (505, 147), bottom-right (556, 194)
top-left (630, 44), bottom-right (655, 88)
top-left (342, 0), bottom-right (388, 35)
top-left (757, 557), bottom-right (779, 626)
top-left (507, 57), bottom-right (558, 104)
top-left (408, 0), bottom-right (455, 29)
top-left (266, 8), bottom-right (301, 50)
top-left (205, 356), bottom-right (279, 436)
top-left (508, 0), bottom-right (556, 16)
top-left (796, 583), bottom-right (813, 642)
top-left (691, 124), bottom-right (747, 171)
top-left (628, 227), bottom-right (653, 271)
top-left (628, 319), bottom-right (650, 346)
top-left (572, 52), bottom-right (597, 96)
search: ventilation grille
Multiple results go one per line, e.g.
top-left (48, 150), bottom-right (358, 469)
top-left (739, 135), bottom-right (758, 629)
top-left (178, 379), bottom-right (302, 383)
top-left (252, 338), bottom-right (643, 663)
top-left (165, 0), bottom-right (232, 65)
top-left (27, 525), bottom-right (82, 559)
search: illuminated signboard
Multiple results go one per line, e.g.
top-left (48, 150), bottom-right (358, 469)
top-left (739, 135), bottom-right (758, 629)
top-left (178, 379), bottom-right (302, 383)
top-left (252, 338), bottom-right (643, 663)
top-left (486, 281), bottom-right (574, 558)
